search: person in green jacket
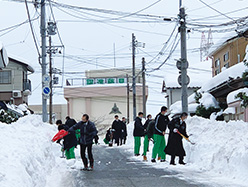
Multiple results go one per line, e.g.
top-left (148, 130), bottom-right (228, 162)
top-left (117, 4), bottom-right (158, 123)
top-left (151, 106), bottom-right (170, 163)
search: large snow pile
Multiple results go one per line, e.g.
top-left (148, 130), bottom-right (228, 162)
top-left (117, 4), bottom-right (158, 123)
top-left (124, 116), bottom-right (248, 187)
top-left (170, 92), bottom-right (219, 114)
top-left (0, 115), bottom-right (62, 187)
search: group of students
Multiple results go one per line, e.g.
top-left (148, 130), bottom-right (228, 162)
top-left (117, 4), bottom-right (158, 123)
top-left (55, 114), bottom-right (98, 171)
top-left (104, 115), bottom-right (127, 146)
top-left (133, 106), bottom-right (189, 165)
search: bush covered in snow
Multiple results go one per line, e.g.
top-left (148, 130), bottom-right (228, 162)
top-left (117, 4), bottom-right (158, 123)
top-left (0, 109), bottom-right (19, 124)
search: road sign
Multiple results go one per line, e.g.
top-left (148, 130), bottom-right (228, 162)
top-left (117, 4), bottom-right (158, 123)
top-left (176, 59), bottom-right (188, 70)
top-left (43, 86), bottom-right (51, 96)
top-left (42, 74), bottom-right (50, 84)
top-left (178, 75), bottom-right (190, 86)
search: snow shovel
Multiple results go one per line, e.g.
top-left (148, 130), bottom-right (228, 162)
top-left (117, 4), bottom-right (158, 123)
top-left (176, 131), bottom-right (195, 145)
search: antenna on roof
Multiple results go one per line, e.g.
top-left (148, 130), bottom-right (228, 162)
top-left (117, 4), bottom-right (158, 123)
top-left (200, 29), bottom-right (213, 61)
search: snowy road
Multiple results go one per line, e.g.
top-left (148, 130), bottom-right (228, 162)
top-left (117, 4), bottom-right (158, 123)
top-left (60, 145), bottom-right (207, 187)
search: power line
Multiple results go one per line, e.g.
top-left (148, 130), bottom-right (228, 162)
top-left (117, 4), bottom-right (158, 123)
top-left (197, 0), bottom-right (238, 24)
top-left (24, 0), bottom-right (41, 62)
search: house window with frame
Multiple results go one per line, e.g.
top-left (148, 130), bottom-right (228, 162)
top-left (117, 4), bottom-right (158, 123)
top-left (224, 52), bottom-right (229, 62)
top-left (224, 62), bottom-right (229, 68)
top-left (215, 58), bottom-right (220, 67)
top-left (215, 69), bottom-right (220, 75)
top-left (0, 71), bottom-right (11, 84)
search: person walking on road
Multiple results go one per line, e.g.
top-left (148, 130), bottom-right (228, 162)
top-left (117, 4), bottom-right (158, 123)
top-left (69, 114), bottom-right (98, 171)
top-left (151, 106), bottom-right (170, 163)
top-left (142, 114), bottom-right (152, 161)
top-left (133, 112), bottom-right (144, 156)
top-left (112, 115), bottom-right (123, 146)
top-left (164, 112), bottom-right (189, 165)
top-left (121, 117), bottom-right (127, 145)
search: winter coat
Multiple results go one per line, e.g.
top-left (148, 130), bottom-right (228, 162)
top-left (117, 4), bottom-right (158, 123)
top-left (56, 124), bottom-right (77, 151)
top-left (65, 118), bottom-right (77, 128)
top-left (147, 120), bottom-right (155, 139)
top-left (164, 117), bottom-right (189, 157)
top-left (133, 117), bottom-right (144, 137)
top-left (154, 113), bottom-right (170, 136)
top-left (121, 121), bottom-right (127, 138)
top-left (69, 120), bottom-right (98, 145)
top-left (144, 119), bottom-right (152, 135)
top-left (112, 120), bottom-right (122, 139)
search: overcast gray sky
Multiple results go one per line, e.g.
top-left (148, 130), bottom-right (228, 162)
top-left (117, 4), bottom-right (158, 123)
top-left (1, 0), bottom-right (248, 116)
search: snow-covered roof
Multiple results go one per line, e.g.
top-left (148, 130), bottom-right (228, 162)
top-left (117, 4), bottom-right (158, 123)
top-left (209, 28), bottom-right (248, 56)
top-left (8, 54), bottom-right (34, 73)
top-left (164, 60), bottom-right (212, 88)
top-left (201, 62), bottom-right (246, 92)
top-left (226, 87), bottom-right (248, 104)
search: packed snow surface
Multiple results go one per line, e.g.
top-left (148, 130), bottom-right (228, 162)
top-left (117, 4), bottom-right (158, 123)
top-left (1, 115), bottom-right (248, 187)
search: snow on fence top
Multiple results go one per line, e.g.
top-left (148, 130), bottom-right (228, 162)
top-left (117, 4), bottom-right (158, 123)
top-left (226, 87), bottom-right (248, 104)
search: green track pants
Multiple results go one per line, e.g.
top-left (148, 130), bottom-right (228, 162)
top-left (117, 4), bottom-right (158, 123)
top-left (134, 136), bottom-right (141, 155)
top-left (65, 146), bottom-right (76, 159)
top-left (152, 134), bottom-right (166, 160)
top-left (143, 135), bottom-right (149, 156)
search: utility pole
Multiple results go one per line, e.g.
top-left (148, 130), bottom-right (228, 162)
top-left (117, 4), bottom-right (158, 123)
top-left (178, 0), bottom-right (189, 113)
top-left (49, 36), bottom-right (53, 124)
top-left (132, 33), bottom-right (137, 120)
top-left (142, 57), bottom-right (146, 117)
top-left (41, 0), bottom-right (47, 122)
top-left (126, 74), bottom-right (130, 124)
top-left (113, 43), bottom-right (116, 67)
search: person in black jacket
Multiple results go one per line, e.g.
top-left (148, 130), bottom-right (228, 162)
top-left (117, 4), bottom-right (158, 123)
top-left (164, 112), bottom-right (189, 165)
top-left (65, 116), bottom-right (77, 128)
top-left (121, 117), bottom-right (127, 145)
top-left (69, 114), bottom-right (98, 171)
top-left (55, 120), bottom-right (77, 160)
top-left (133, 112), bottom-right (144, 156)
top-left (151, 106), bottom-right (170, 163)
top-left (142, 114), bottom-right (152, 161)
top-left (112, 115), bottom-right (123, 146)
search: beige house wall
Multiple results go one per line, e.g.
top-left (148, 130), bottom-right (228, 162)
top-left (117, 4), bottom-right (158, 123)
top-left (212, 37), bottom-right (248, 77)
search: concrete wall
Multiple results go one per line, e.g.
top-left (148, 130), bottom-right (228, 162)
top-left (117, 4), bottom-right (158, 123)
top-left (64, 85), bottom-right (147, 132)
top-left (29, 104), bottom-right (68, 123)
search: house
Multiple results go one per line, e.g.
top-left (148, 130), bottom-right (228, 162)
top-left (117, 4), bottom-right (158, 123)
top-left (64, 68), bottom-right (148, 132)
top-left (210, 29), bottom-right (248, 76)
top-left (0, 57), bottom-right (34, 105)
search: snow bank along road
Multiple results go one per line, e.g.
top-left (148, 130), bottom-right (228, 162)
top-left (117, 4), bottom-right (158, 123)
top-left (60, 145), bottom-right (207, 187)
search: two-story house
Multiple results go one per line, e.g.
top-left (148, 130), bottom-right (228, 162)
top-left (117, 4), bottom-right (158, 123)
top-left (0, 57), bottom-right (34, 105)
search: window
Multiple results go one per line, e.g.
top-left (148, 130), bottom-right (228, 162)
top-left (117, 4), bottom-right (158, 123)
top-left (0, 71), bottom-right (11, 84)
top-left (215, 59), bottom-right (220, 67)
top-left (224, 62), bottom-right (229, 68)
top-left (215, 69), bottom-right (220, 75)
top-left (224, 52), bottom-right (229, 62)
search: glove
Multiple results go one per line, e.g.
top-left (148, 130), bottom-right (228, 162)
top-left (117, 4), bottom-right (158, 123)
top-left (173, 128), bottom-right (178, 133)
